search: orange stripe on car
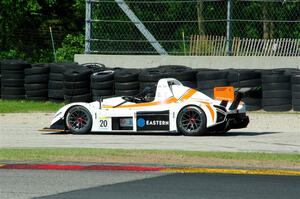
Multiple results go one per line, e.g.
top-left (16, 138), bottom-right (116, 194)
top-left (103, 89), bottom-right (197, 109)
top-left (103, 97), bottom-right (177, 109)
top-left (202, 102), bottom-right (215, 122)
top-left (179, 89), bottom-right (197, 102)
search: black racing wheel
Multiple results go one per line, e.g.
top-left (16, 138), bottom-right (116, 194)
top-left (177, 106), bottom-right (207, 136)
top-left (65, 106), bottom-right (93, 134)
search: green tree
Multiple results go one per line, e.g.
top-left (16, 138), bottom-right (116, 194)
top-left (55, 34), bottom-right (84, 61)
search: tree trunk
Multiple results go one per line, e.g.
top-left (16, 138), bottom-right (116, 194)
top-left (262, 3), bottom-right (274, 39)
top-left (197, 0), bottom-right (205, 35)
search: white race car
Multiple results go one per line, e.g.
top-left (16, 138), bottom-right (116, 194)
top-left (47, 78), bottom-right (249, 136)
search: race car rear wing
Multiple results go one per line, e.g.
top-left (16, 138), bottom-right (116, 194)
top-left (214, 86), bottom-right (260, 110)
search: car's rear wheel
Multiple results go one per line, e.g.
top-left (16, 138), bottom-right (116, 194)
top-left (177, 106), bottom-right (207, 136)
top-left (65, 106), bottom-right (92, 134)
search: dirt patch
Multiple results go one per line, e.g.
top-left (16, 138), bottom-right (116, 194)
top-left (44, 154), bottom-right (300, 170)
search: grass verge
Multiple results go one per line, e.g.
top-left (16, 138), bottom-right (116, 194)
top-left (0, 148), bottom-right (299, 169)
top-left (0, 100), bottom-right (63, 113)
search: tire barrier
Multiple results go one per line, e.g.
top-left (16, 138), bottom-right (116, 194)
top-left (48, 62), bottom-right (78, 102)
top-left (114, 69), bottom-right (140, 97)
top-left (291, 75), bottom-right (300, 111)
top-left (91, 70), bottom-right (114, 101)
top-left (262, 70), bottom-right (292, 112)
top-left (227, 69), bottom-right (262, 111)
top-left (24, 64), bottom-right (49, 101)
top-left (81, 63), bottom-right (106, 73)
top-left (64, 66), bottom-right (92, 104)
top-left (167, 66), bottom-right (197, 89)
top-left (139, 68), bottom-right (171, 98)
top-left (0, 60), bottom-right (31, 100)
top-left (1, 59), bottom-right (300, 112)
top-left (196, 69), bottom-right (228, 98)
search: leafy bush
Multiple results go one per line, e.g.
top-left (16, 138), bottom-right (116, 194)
top-left (55, 34), bottom-right (84, 62)
top-left (0, 49), bottom-right (26, 60)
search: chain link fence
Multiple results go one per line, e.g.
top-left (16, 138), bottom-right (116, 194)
top-left (85, 0), bottom-right (300, 56)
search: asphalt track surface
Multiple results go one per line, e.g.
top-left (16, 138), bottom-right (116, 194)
top-left (1, 112), bottom-right (299, 199)
top-left (0, 112), bottom-right (300, 152)
top-left (1, 169), bottom-right (300, 199)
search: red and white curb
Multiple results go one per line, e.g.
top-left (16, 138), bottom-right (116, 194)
top-left (1, 163), bottom-right (300, 176)
top-left (0, 164), bottom-right (162, 172)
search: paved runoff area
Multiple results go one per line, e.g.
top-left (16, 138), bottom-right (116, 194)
top-left (1, 169), bottom-right (300, 199)
top-left (0, 112), bottom-right (299, 153)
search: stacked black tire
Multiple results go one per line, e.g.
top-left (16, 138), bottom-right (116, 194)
top-left (91, 70), bottom-right (115, 101)
top-left (291, 75), bottom-right (300, 111)
top-left (262, 71), bottom-right (292, 111)
top-left (114, 69), bottom-right (140, 96)
top-left (24, 64), bottom-right (49, 101)
top-left (48, 63), bottom-right (66, 102)
top-left (139, 68), bottom-right (171, 98)
top-left (165, 65), bottom-right (197, 89)
top-left (196, 70), bottom-right (228, 98)
top-left (227, 69), bottom-right (262, 111)
top-left (64, 66), bottom-right (92, 104)
top-left (0, 60), bottom-right (30, 100)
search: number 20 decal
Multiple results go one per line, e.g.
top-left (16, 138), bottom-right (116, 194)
top-left (100, 120), bottom-right (108, 127)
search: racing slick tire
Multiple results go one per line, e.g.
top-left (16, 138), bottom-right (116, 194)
top-left (262, 83), bottom-right (290, 90)
top-left (48, 89), bottom-right (64, 99)
top-left (1, 72), bottom-right (24, 79)
top-left (230, 79), bottom-right (261, 88)
top-left (25, 83), bottom-right (48, 90)
top-left (64, 88), bottom-right (90, 96)
top-left (115, 81), bottom-right (140, 90)
top-left (25, 74), bottom-right (49, 84)
top-left (65, 106), bottom-right (93, 134)
top-left (49, 73), bottom-right (64, 81)
top-left (24, 64), bottom-right (49, 75)
top-left (48, 80), bottom-right (64, 89)
top-left (293, 105), bottom-right (300, 111)
top-left (169, 69), bottom-right (197, 81)
top-left (91, 71), bottom-right (114, 82)
top-left (115, 89), bottom-right (139, 96)
top-left (196, 71), bottom-right (228, 81)
top-left (114, 69), bottom-right (140, 83)
top-left (139, 68), bottom-right (170, 82)
top-left (197, 79), bottom-right (228, 90)
top-left (25, 89), bottom-right (48, 97)
top-left (64, 94), bottom-right (91, 103)
top-left (64, 68), bottom-right (92, 82)
top-left (262, 74), bottom-right (290, 83)
top-left (1, 79), bottom-right (24, 87)
top-left (177, 106), bottom-right (207, 136)
top-left (227, 70), bottom-right (260, 82)
top-left (91, 80), bottom-right (114, 89)
top-left (64, 81), bottom-right (89, 89)
top-left (158, 65), bottom-right (190, 70)
top-left (263, 105), bottom-right (292, 112)
top-left (181, 81), bottom-right (197, 89)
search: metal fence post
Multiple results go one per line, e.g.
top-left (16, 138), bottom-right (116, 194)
top-left (115, 0), bottom-right (168, 55)
top-left (85, 0), bottom-right (92, 54)
top-left (226, 0), bottom-right (233, 56)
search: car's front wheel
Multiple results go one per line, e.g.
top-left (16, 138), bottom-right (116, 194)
top-left (177, 106), bottom-right (207, 136)
top-left (65, 106), bottom-right (92, 134)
